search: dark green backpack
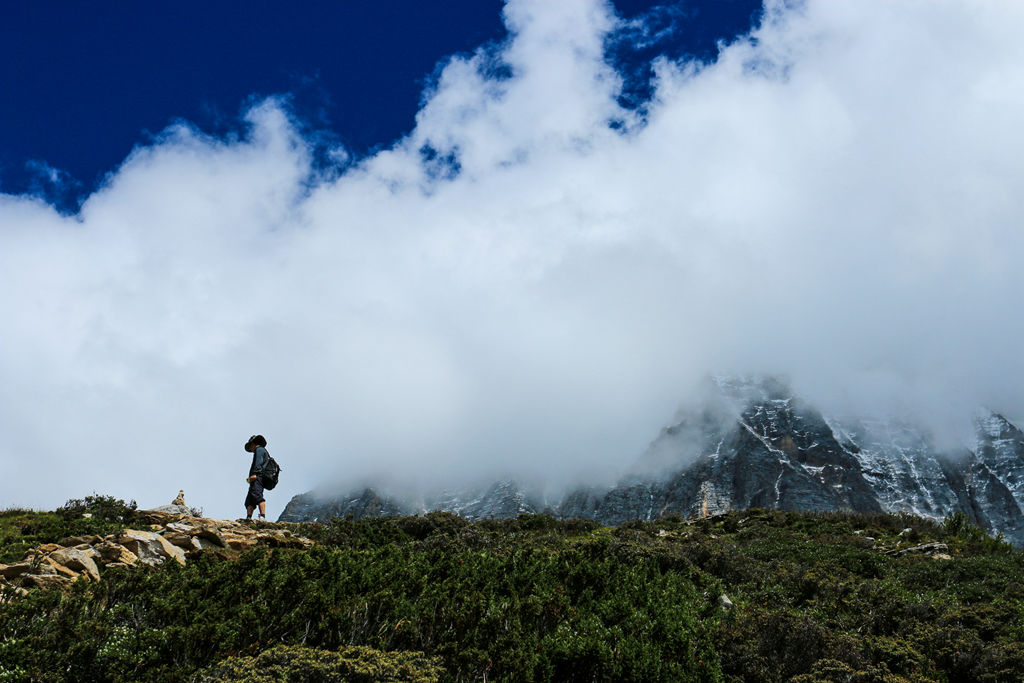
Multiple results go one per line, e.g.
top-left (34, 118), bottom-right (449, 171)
top-left (262, 454), bottom-right (281, 490)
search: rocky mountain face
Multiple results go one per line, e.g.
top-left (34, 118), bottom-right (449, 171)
top-left (280, 480), bottom-right (547, 524)
top-left (279, 377), bottom-right (1024, 545)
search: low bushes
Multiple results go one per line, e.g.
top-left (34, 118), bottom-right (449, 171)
top-left (0, 495), bottom-right (138, 563)
top-left (1, 505), bottom-right (1021, 681)
top-left (197, 644), bottom-right (444, 682)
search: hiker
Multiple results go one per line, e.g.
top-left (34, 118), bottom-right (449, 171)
top-left (244, 434), bottom-right (270, 520)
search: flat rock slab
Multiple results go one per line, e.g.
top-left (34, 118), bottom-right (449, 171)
top-left (0, 563), bottom-right (33, 580)
top-left (21, 574), bottom-right (73, 590)
top-left (49, 548), bottom-right (101, 581)
top-left (148, 504), bottom-right (193, 516)
top-left (58, 535), bottom-right (103, 547)
top-left (94, 541), bottom-right (140, 566)
top-left (117, 529), bottom-right (186, 566)
top-left (885, 541), bottom-right (951, 557)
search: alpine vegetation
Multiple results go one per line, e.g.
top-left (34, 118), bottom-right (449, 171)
top-left (1, 496), bottom-right (1022, 681)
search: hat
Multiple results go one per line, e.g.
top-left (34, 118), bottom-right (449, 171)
top-left (245, 434), bottom-right (267, 451)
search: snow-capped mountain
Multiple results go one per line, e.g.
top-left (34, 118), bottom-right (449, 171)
top-left (279, 377), bottom-right (1024, 545)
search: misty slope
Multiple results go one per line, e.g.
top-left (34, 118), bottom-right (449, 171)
top-left (280, 377), bottom-right (1024, 545)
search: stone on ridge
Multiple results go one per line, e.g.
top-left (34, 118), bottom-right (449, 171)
top-left (21, 574), bottom-right (73, 590)
top-left (49, 548), bottom-right (101, 581)
top-left (93, 542), bottom-right (140, 566)
top-left (0, 562), bottom-right (33, 580)
top-left (40, 557), bottom-right (80, 580)
top-left (117, 529), bottom-right (186, 566)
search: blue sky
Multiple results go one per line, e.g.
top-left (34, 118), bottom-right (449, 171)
top-left (0, 0), bottom-right (759, 211)
top-left (2, 0), bottom-right (1023, 519)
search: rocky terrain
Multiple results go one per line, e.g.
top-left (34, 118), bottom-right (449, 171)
top-left (0, 504), bottom-right (313, 595)
top-left (280, 377), bottom-right (1024, 546)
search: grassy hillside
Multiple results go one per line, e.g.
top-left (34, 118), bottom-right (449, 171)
top-left (1, 499), bottom-right (1022, 682)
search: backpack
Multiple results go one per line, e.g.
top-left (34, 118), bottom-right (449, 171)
top-left (262, 455), bottom-right (282, 490)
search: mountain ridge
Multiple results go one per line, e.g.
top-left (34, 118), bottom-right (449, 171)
top-left (280, 377), bottom-right (1024, 545)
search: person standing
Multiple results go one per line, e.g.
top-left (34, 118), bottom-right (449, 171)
top-left (244, 434), bottom-right (270, 520)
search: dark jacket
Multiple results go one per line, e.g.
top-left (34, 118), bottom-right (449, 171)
top-left (249, 446), bottom-right (269, 478)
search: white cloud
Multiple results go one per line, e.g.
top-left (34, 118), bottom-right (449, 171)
top-left (2, 0), bottom-right (1023, 517)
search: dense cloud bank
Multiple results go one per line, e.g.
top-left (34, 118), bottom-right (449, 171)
top-left (3, 0), bottom-right (1023, 518)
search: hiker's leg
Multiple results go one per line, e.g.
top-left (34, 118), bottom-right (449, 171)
top-left (258, 501), bottom-right (266, 516)
top-left (246, 505), bottom-right (254, 519)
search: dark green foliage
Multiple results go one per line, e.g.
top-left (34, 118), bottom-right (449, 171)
top-left (56, 494), bottom-right (138, 524)
top-left (0, 513), bottom-right (720, 682)
top-left (692, 511), bottom-right (1023, 682)
top-left (197, 644), bottom-right (443, 682)
top-left (1, 506), bottom-right (1022, 682)
top-left (0, 495), bottom-right (137, 563)
top-left (395, 510), bottom-right (469, 540)
top-left (944, 512), bottom-right (1014, 555)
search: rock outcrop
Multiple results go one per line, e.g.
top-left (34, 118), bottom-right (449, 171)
top-left (0, 509), bottom-right (313, 593)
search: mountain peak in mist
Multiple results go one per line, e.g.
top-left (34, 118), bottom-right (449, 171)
top-left (281, 376), bottom-right (1024, 545)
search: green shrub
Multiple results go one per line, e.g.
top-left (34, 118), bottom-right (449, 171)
top-left (197, 644), bottom-right (443, 682)
top-left (56, 494), bottom-right (137, 524)
top-left (0, 496), bottom-right (137, 563)
top-left (395, 511), bottom-right (469, 540)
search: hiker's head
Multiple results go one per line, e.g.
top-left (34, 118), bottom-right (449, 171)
top-left (244, 434), bottom-right (267, 452)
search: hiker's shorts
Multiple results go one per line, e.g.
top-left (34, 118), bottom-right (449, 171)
top-left (245, 476), bottom-right (265, 508)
